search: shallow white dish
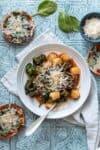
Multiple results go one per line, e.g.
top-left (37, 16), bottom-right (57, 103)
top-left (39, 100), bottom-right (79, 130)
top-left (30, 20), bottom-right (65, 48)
top-left (17, 43), bottom-right (91, 119)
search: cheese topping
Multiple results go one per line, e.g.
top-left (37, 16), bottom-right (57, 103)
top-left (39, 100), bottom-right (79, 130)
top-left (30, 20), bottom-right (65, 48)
top-left (7, 15), bottom-right (29, 32)
top-left (3, 12), bottom-right (32, 43)
top-left (35, 64), bottom-right (74, 91)
top-left (0, 108), bottom-right (20, 132)
top-left (83, 18), bottom-right (100, 39)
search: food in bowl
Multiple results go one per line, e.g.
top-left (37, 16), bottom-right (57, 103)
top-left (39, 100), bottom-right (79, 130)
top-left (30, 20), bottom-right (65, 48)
top-left (2, 11), bottom-right (34, 44)
top-left (25, 52), bottom-right (80, 109)
top-left (88, 44), bottom-right (100, 75)
top-left (0, 104), bottom-right (25, 138)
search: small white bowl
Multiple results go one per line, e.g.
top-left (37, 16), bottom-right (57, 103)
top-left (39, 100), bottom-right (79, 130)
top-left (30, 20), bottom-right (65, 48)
top-left (17, 43), bottom-right (91, 119)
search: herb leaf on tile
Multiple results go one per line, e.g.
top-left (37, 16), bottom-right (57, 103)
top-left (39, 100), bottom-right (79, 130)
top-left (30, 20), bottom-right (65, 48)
top-left (58, 10), bottom-right (80, 33)
top-left (32, 0), bottom-right (57, 17)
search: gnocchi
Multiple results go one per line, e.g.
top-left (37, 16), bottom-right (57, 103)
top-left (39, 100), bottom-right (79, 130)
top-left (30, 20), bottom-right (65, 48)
top-left (49, 91), bottom-right (60, 101)
top-left (45, 103), bottom-right (54, 109)
top-left (52, 58), bottom-right (62, 65)
top-left (47, 52), bottom-right (57, 62)
top-left (70, 89), bottom-right (80, 99)
top-left (60, 53), bottom-right (71, 62)
top-left (70, 67), bottom-right (80, 75)
top-left (43, 61), bottom-right (52, 68)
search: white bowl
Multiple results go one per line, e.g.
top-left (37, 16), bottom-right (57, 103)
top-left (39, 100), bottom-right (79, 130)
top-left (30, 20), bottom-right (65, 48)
top-left (17, 43), bottom-right (91, 119)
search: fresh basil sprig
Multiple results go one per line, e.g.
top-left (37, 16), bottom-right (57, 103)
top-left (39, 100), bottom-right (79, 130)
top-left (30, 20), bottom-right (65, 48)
top-left (58, 10), bottom-right (80, 33)
top-left (32, 0), bottom-right (57, 17)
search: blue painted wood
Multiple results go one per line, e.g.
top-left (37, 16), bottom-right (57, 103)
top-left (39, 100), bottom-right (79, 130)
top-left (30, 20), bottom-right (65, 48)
top-left (0, 0), bottom-right (100, 150)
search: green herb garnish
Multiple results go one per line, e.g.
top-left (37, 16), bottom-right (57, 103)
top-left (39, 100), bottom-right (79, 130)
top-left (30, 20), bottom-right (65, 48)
top-left (0, 130), bottom-right (9, 135)
top-left (1, 108), bottom-right (9, 114)
top-left (25, 63), bottom-right (37, 76)
top-left (32, 0), bottom-right (57, 17)
top-left (58, 10), bottom-right (80, 33)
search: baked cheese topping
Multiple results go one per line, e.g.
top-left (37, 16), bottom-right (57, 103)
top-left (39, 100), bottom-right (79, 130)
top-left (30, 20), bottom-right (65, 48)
top-left (0, 108), bottom-right (20, 132)
top-left (3, 12), bottom-right (32, 43)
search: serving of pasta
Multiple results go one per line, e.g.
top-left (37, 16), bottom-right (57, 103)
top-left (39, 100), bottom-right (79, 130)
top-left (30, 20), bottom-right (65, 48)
top-left (24, 52), bottom-right (80, 109)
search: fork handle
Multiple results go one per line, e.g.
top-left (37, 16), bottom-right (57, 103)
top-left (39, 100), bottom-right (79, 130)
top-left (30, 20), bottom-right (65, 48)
top-left (25, 115), bottom-right (46, 136)
top-left (25, 104), bottom-right (56, 136)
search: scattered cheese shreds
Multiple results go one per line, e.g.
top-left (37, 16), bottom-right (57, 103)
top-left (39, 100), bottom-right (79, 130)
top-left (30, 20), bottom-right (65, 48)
top-left (34, 64), bottom-right (73, 91)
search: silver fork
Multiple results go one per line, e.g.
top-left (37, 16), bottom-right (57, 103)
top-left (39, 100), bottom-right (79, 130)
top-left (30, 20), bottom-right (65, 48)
top-left (25, 103), bottom-right (56, 136)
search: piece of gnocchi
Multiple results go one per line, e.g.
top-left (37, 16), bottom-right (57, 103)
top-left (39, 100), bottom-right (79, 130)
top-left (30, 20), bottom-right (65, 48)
top-left (60, 53), bottom-right (71, 62)
top-left (45, 103), bottom-right (54, 109)
top-left (43, 61), bottom-right (52, 68)
top-left (47, 52), bottom-right (57, 62)
top-left (70, 67), bottom-right (80, 75)
top-left (70, 89), bottom-right (80, 99)
top-left (49, 91), bottom-right (60, 101)
top-left (53, 58), bottom-right (62, 65)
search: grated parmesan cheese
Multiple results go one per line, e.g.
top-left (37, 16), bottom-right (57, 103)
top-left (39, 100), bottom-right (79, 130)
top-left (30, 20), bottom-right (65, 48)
top-left (0, 108), bottom-right (20, 131)
top-left (3, 13), bottom-right (32, 43)
top-left (83, 18), bottom-right (100, 39)
top-left (5, 15), bottom-right (30, 35)
top-left (35, 63), bottom-right (74, 91)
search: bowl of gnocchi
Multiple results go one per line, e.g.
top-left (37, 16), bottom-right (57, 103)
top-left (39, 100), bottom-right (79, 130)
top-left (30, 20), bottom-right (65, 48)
top-left (17, 43), bottom-right (91, 119)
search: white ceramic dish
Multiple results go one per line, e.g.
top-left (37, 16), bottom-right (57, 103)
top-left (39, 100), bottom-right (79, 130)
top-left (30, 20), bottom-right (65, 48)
top-left (17, 43), bottom-right (91, 119)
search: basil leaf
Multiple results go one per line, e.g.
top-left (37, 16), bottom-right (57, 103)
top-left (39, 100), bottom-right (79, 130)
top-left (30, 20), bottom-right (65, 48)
top-left (32, 0), bottom-right (57, 16)
top-left (58, 10), bottom-right (80, 33)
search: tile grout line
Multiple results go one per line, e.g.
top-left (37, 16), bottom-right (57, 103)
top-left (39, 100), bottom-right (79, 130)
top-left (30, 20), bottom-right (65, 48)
top-left (50, 121), bottom-right (56, 150)
top-left (9, 42), bottom-right (17, 150)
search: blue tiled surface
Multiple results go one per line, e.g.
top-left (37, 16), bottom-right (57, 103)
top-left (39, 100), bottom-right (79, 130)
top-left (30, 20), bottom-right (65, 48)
top-left (0, 0), bottom-right (100, 150)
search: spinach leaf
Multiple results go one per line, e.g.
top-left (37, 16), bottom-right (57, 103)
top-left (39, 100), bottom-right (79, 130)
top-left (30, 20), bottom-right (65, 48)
top-left (32, 0), bottom-right (57, 17)
top-left (0, 130), bottom-right (9, 135)
top-left (25, 63), bottom-right (37, 76)
top-left (58, 10), bottom-right (80, 33)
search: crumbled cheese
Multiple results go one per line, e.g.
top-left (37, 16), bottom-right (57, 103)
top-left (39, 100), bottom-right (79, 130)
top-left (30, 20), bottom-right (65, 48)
top-left (83, 18), bottom-right (100, 39)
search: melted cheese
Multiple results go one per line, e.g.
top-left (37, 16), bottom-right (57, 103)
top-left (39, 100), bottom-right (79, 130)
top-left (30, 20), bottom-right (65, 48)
top-left (0, 108), bottom-right (20, 131)
top-left (4, 13), bottom-right (31, 43)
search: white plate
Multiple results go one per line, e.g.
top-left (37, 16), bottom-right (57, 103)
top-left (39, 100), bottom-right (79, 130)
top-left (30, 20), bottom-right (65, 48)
top-left (17, 43), bottom-right (91, 119)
